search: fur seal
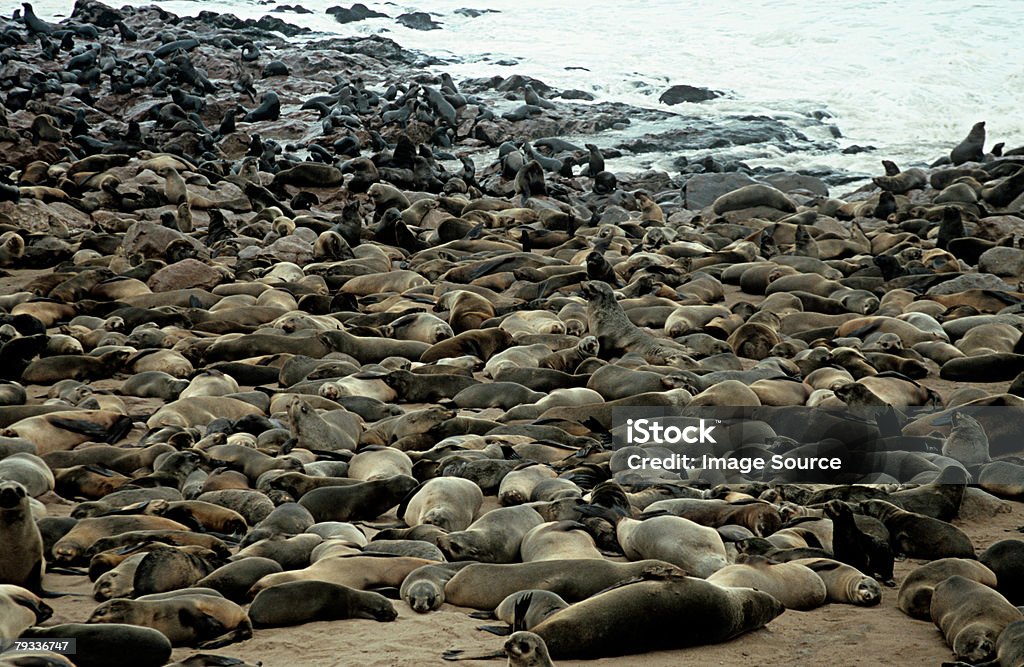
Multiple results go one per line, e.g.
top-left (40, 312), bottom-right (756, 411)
top-left (248, 580), bottom-right (397, 627)
top-left (898, 557), bottom-right (998, 620)
top-left (707, 555), bottom-right (827, 610)
top-left (504, 631), bottom-right (555, 667)
top-left (298, 475), bottom-right (418, 522)
top-left (400, 477), bottom-right (483, 532)
top-left (520, 521), bottom-right (603, 562)
top-left (400, 562), bottom-right (473, 613)
top-left (131, 545), bottom-right (223, 597)
top-left (444, 559), bottom-right (683, 610)
top-left (87, 593), bottom-right (252, 648)
top-left (20, 623), bottom-right (172, 667)
top-left (950, 121), bottom-right (986, 165)
top-left (196, 558), bottom-right (284, 603)
top-left (247, 555), bottom-right (434, 596)
top-left (508, 573), bottom-right (784, 659)
top-left (438, 506), bottom-right (545, 563)
top-left (858, 499), bottom-right (975, 559)
top-left (0, 585), bottom-right (51, 650)
top-left (0, 453), bottom-right (54, 498)
top-left (980, 540), bottom-right (1024, 605)
top-left (0, 482), bottom-right (44, 592)
top-left (930, 575), bottom-right (1022, 663)
top-left (582, 281), bottom-right (691, 364)
top-left (790, 557), bottom-right (882, 606)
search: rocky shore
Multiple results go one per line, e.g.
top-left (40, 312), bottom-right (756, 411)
top-left (2, 1), bottom-right (1024, 666)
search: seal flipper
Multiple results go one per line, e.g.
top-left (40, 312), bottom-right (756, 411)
top-left (441, 649), bottom-right (504, 662)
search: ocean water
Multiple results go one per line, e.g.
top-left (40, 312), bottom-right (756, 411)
top-left (35, 0), bottom-right (1024, 186)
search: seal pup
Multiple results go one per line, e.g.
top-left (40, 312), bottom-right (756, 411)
top-left (789, 558), bottom-right (882, 606)
top-left (980, 540), bottom-right (1024, 605)
top-left (505, 631), bottom-right (555, 667)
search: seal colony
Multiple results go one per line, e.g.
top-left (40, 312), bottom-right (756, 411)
top-left (1, 1), bottom-right (1024, 665)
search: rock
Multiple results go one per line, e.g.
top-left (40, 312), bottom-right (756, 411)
top-left (326, 3), bottom-right (388, 23)
top-left (257, 236), bottom-right (314, 265)
top-left (658, 84), bottom-right (723, 105)
top-left (454, 8), bottom-right (500, 17)
top-left (762, 172), bottom-right (829, 197)
top-left (123, 221), bottom-right (205, 259)
top-left (272, 4), bottom-right (312, 14)
top-left (926, 273), bottom-right (1012, 295)
top-left (682, 173), bottom-right (757, 210)
top-left (396, 12), bottom-right (441, 30)
top-left (557, 89), bottom-right (596, 101)
top-left (979, 247), bottom-right (1024, 277)
top-left (148, 259), bottom-right (223, 292)
top-left (975, 215), bottom-right (1024, 241)
top-left (70, 0), bottom-right (125, 28)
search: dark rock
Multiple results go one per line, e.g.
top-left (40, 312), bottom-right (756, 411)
top-left (70, 0), bottom-right (125, 28)
top-left (842, 145), bottom-right (876, 154)
top-left (454, 8), bottom-right (500, 17)
top-left (396, 12), bottom-right (442, 30)
top-left (326, 3), bottom-right (388, 24)
top-left (272, 5), bottom-right (313, 14)
top-left (557, 89), bottom-right (595, 101)
top-left (659, 84), bottom-right (723, 105)
top-left (682, 172), bottom-right (757, 210)
top-left (762, 172), bottom-right (829, 197)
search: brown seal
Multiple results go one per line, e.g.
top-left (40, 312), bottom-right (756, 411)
top-left (858, 499), bottom-right (975, 559)
top-left (400, 477), bottom-right (483, 532)
top-left (517, 572), bottom-right (783, 659)
top-left (790, 558), bottom-right (882, 606)
top-left (897, 557), bottom-right (998, 619)
top-left (87, 593), bottom-right (252, 648)
top-left (444, 559), bottom-right (683, 610)
top-left (248, 580), bottom-right (397, 627)
top-left (20, 622), bottom-right (172, 667)
top-left (298, 475), bottom-right (419, 522)
top-left (248, 555), bottom-right (435, 597)
top-left (707, 554), bottom-right (827, 610)
top-left (0, 482), bottom-right (45, 592)
top-left (930, 575), bottom-right (1023, 663)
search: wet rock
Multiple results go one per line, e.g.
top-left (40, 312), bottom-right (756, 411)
top-left (762, 172), bottom-right (829, 197)
top-left (326, 3), bottom-right (388, 23)
top-left (396, 12), bottom-right (442, 31)
top-left (659, 84), bottom-right (724, 105)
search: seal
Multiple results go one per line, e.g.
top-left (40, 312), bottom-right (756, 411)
top-left (248, 580), bottom-right (397, 627)
top-left (789, 557), bottom-right (882, 606)
top-left (400, 562), bottom-right (474, 613)
top-left (950, 121), bottom-right (986, 165)
top-left (930, 575), bottom-right (1023, 663)
top-left (6, 410), bottom-right (133, 456)
top-left (247, 555), bottom-right (435, 596)
top-left (472, 590), bottom-right (570, 636)
top-left (707, 554), bottom-right (827, 610)
top-left (400, 477), bottom-right (483, 532)
top-left (897, 557), bottom-right (998, 620)
top-left (52, 515), bottom-right (193, 564)
top-left (0, 482), bottom-right (45, 592)
top-left (19, 622), bottom-right (172, 667)
top-left (823, 499), bottom-right (894, 585)
top-left (196, 557), bottom-right (284, 603)
top-left (504, 631), bottom-right (555, 667)
top-left (0, 585), bottom-right (51, 651)
top-left (858, 499), bottom-right (975, 559)
top-left (437, 506), bottom-right (545, 563)
top-left (131, 545), bottom-right (223, 597)
top-left (444, 559), bottom-right (683, 610)
top-left (582, 281), bottom-right (691, 364)
top-left (0, 452), bottom-right (54, 498)
top-left (93, 553), bottom-right (146, 602)
top-left (519, 521), bottom-right (603, 562)
top-left (589, 510), bottom-right (727, 578)
top-left (980, 540), bottom-right (1024, 605)
top-left (298, 475), bottom-right (419, 522)
top-left (507, 572), bottom-right (783, 659)
top-left (87, 593), bottom-right (253, 648)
